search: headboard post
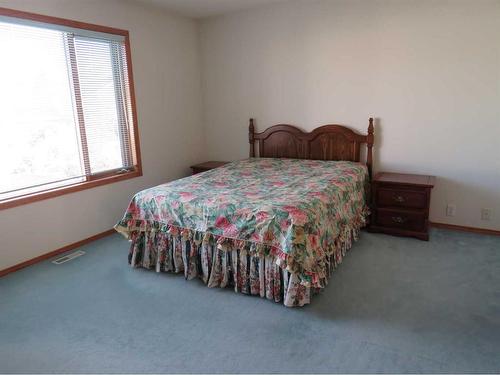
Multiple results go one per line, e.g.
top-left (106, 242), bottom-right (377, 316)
top-left (367, 117), bottom-right (374, 179)
top-left (248, 118), bottom-right (255, 157)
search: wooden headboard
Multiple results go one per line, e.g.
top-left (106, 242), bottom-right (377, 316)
top-left (249, 118), bottom-right (374, 177)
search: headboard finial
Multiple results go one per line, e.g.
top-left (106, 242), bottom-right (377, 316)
top-left (368, 117), bottom-right (374, 134)
top-left (249, 118), bottom-right (255, 157)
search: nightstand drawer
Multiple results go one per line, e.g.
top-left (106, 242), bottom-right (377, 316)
top-left (375, 208), bottom-right (426, 232)
top-left (377, 188), bottom-right (427, 209)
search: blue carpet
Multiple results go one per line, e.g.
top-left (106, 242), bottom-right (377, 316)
top-left (0, 229), bottom-right (499, 373)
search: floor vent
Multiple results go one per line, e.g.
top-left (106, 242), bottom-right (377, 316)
top-left (52, 250), bottom-right (86, 265)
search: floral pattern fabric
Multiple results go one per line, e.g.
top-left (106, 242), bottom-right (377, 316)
top-left (125, 224), bottom-right (360, 306)
top-left (116, 158), bottom-right (369, 305)
top-left (127, 230), bottom-right (314, 306)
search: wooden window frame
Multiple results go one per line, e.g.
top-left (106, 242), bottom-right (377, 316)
top-left (0, 7), bottom-right (143, 211)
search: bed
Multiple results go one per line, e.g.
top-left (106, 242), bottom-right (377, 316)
top-left (115, 118), bottom-right (375, 306)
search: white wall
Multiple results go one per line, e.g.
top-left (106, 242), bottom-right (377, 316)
top-left (200, 0), bottom-right (500, 231)
top-left (0, 0), bottom-right (206, 270)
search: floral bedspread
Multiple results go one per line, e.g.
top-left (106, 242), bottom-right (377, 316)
top-left (116, 158), bottom-right (369, 288)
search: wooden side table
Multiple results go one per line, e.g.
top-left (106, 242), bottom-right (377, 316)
top-left (369, 172), bottom-right (436, 241)
top-left (190, 161), bottom-right (228, 175)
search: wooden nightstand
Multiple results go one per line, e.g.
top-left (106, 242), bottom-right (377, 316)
top-left (369, 172), bottom-right (436, 241)
top-left (190, 161), bottom-right (228, 175)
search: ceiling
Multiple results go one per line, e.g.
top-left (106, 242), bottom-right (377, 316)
top-left (138, 0), bottom-right (288, 19)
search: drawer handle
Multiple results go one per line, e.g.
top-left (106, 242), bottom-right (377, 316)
top-left (391, 216), bottom-right (407, 224)
top-left (392, 195), bottom-right (406, 203)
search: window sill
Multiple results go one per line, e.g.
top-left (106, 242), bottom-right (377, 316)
top-left (0, 168), bottom-right (142, 211)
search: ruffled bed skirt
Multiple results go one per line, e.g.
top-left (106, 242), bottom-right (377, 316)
top-left (123, 224), bottom-right (362, 307)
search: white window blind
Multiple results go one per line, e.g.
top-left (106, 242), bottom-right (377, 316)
top-left (0, 16), bottom-right (136, 201)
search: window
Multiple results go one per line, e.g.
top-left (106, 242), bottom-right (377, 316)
top-left (0, 8), bottom-right (141, 209)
